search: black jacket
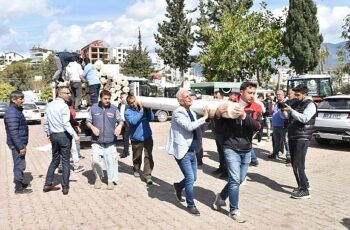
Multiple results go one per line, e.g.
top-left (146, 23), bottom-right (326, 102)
top-left (4, 103), bottom-right (29, 151)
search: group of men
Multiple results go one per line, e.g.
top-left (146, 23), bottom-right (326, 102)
top-left (4, 81), bottom-right (316, 223)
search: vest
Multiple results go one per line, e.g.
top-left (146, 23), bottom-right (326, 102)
top-left (288, 99), bottom-right (316, 140)
top-left (90, 103), bottom-right (119, 143)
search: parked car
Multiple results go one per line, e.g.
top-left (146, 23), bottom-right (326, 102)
top-left (23, 103), bottom-right (41, 124)
top-left (35, 101), bottom-right (47, 116)
top-left (0, 102), bottom-right (9, 118)
top-left (313, 94), bottom-right (350, 145)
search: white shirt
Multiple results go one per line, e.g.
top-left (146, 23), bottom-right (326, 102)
top-left (65, 61), bottom-right (83, 82)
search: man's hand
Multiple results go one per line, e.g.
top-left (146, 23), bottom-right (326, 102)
top-left (233, 106), bottom-right (246, 119)
top-left (19, 148), bottom-right (26, 157)
top-left (202, 106), bottom-right (210, 120)
top-left (91, 126), bottom-right (100, 136)
top-left (114, 125), bottom-right (122, 136)
top-left (282, 104), bottom-right (292, 112)
top-left (76, 126), bottom-right (82, 133)
top-left (215, 104), bottom-right (228, 117)
top-left (75, 136), bottom-right (80, 143)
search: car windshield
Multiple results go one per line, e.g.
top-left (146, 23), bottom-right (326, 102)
top-left (288, 78), bottom-right (333, 97)
top-left (23, 104), bottom-right (37, 110)
top-left (0, 102), bottom-right (8, 108)
top-left (318, 98), bottom-right (350, 110)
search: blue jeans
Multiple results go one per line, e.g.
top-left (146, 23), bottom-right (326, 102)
top-left (45, 132), bottom-right (72, 188)
top-left (89, 84), bottom-right (101, 105)
top-left (250, 149), bottom-right (257, 163)
top-left (91, 143), bottom-right (117, 182)
top-left (175, 151), bottom-right (197, 207)
top-left (10, 146), bottom-right (26, 189)
top-left (219, 148), bottom-right (251, 211)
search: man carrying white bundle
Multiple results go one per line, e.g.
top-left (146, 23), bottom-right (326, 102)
top-left (212, 81), bottom-right (263, 223)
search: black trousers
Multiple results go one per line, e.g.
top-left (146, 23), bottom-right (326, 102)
top-left (215, 134), bottom-right (225, 169)
top-left (45, 132), bottom-right (72, 188)
top-left (289, 139), bottom-right (310, 190)
top-left (10, 146), bottom-right (26, 189)
top-left (131, 138), bottom-right (154, 178)
top-left (70, 81), bottom-right (82, 110)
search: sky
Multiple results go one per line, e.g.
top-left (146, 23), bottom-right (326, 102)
top-left (0, 0), bottom-right (349, 57)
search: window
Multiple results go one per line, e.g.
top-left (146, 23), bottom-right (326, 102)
top-left (318, 98), bottom-right (350, 110)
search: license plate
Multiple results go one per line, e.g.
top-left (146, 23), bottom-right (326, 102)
top-left (322, 113), bottom-right (342, 119)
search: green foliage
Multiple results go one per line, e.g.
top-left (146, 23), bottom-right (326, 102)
top-left (199, 2), bottom-right (284, 85)
top-left (0, 61), bottom-right (33, 90)
top-left (0, 83), bottom-right (15, 101)
top-left (318, 45), bottom-right (329, 74)
top-left (154, 0), bottom-right (195, 76)
top-left (283, 0), bottom-right (323, 74)
top-left (40, 86), bottom-right (53, 101)
top-left (35, 54), bottom-right (57, 84)
top-left (121, 29), bottom-right (152, 78)
top-left (342, 14), bottom-right (350, 51)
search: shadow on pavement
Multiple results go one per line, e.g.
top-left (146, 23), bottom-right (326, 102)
top-left (247, 172), bottom-right (294, 194)
top-left (341, 218), bottom-right (350, 229)
top-left (23, 172), bottom-right (33, 184)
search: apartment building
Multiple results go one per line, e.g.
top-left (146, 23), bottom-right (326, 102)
top-left (81, 40), bottom-right (109, 64)
top-left (110, 44), bottom-right (133, 64)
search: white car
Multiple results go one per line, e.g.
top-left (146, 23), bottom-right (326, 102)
top-left (313, 95), bottom-right (350, 145)
top-left (23, 103), bottom-right (41, 124)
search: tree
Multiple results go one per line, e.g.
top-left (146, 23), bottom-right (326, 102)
top-left (199, 2), bottom-right (284, 85)
top-left (0, 83), bottom-right (15, 101)
top-left (318, 45), bottom-right (329, 74)
top-left (154, 0), bottom-right (195, 78)
top-left (332, 47), bottom-right (348, 88)
top-left (40, 86), bottom-right (53, 102)
top-left (342, 14), bottom-right (350, 50)
top-left (0, 61), bottom-right (33, 90)
top-left (121, 29), bottom-right (152, 78)
top-left (283, 0), bottom-right (323, 74)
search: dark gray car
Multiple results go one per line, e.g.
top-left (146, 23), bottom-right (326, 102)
top-left (0, 102), bottom-right (9, 118)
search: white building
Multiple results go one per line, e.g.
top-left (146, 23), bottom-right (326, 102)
top-left (30, 46), bottom-right (53, 65)
top-left (110, 45), bottom-right (133, 64)
top-left (0, 52), bottom-right (25, 65)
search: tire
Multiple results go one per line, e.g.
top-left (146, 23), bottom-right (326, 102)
top-left (315, 137), bottom-right (331, 145)
top-left (156, 110), bottom-right (168, 122)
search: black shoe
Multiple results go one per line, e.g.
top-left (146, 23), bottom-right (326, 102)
top-left (15, 188), bottom-right (33, 194)
top-left (187, 206), bottom-right (200, 216)
top-left (21, 182), bottom-right (29, 188)
top-left (268, 154), bottom-right (278, 159)
top-left (146, 178), bottom-right (153, 185)
top-left (291, 189), bottom-right (310, 199)
top-left (213, 167), bottom-right (224, 174)
top-left (285, 159), bottom-right (291, 164)
top-left (197, 160), bottom-right (203, 166)
top-left (173, 183), bottom-right (184, 202)
top-left (219, 171), bottom-right (228, 179)
top-left (249, 160), bottom-right (259, 167)
top-left (58, 169), bottom-right (63, 174)
top-left (62, 187), bottom-right (69, 195)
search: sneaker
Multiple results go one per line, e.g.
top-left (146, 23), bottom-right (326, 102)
top-left (249, 160), bottom-right (259, 167)
top-left (241, 179), bottom-right (247, 186)
top-left (21, 182), bottom-right (29, 188)
top-left (107, 181), bottom-right (114, 190)
top-left (73, 166), bottom-right (85, 173)
top-left (229, 210), bottom-right (246, 223)
top-left (213, 193), bottom-right (226, 211)
top-left (292, 185), bottom-right (312, 193)
top-left (146, 178), bottom-right (153, 185)
top-left (187, 206), bottom-right (200, 216)
top-left (291, 189), bottom-right (311, 199)
top-left (173, 183), bottom-right (184, 202)
top-left (133, 171), bottom-right (140, 178)
top-left (285, 159), bottom-right (291, 164)
top-left (94, 178), bottom-right (102, 189)
top-left (213, 167), bottom-right (224, 174)
top-left (267, 154), bottom-right (278, 159)
top-left (15, 188), bottom-right (33, 194)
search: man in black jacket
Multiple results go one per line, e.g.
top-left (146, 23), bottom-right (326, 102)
top-left (212, 82), bottom-right (262, 223)
top-left (4, 91), bottom-right (32, 194)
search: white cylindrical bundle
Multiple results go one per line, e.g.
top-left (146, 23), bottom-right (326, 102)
top-left (115, 85), bottom-right (121, 91)
top-left (115, 90), bottom-right (122, 98)
top-left (110, 88), bottom-right (116, 93)
top-left (111, 82), bottom-right (116, 88)
top-left (82, 100), bottom-right (87, 106)
top-left (106, 74), bottom-right (113, 80)
top-left (82, 83), bottom-right (87, 88)
top-left (116, 80), bottom-right (122, 86)
top-left (100, 77), bottom-right (107, 85)
top-left (121, 80), bottom-right (129, 87)
top-left (95, 60), bottom-right (104, 71)
top-left (137, 97), bottom-right (241, 119)
top-left (122, 86), bottom-right (130, 93)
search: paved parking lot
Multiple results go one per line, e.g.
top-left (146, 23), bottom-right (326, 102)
top-left (0, 119), bottom-right (349, 229)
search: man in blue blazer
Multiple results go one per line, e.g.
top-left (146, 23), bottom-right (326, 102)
top-left (4, 91), bottom-right (32, 194)
top-left (166, 89), bottom-right (209, 216)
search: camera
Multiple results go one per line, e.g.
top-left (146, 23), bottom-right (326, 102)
top-left (277, 102), bottom-right (287, 109)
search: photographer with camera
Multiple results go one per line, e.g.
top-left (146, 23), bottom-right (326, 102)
top-left (268, 90), bottom-right (289, 161)
top-left (280, 84), bottom-right (316, 199)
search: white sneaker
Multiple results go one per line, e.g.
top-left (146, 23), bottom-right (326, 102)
top-left (241, 179), bottom-right (247, 186)
top-left (73, 166), bottom-right (85, 173)
top-left (229, 210), bottom-right (245, 223)
top-left (213, 193), bottom-right (226, 211)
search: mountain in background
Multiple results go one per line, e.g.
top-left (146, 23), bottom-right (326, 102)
top-left (323, 41), bottom-right (349, 71)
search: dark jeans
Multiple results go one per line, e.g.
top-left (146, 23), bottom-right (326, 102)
top-left (122, 123), bottom-right (130, 154)
top-left (289, 139), bottom-right (310, 190)
top-left (89, 84), bottom-right (101, 105)
top-left (257, 125), bottom-right (263, 142)
top-left (70, 81), bottom-right (82, 110)
top-left (45, 132), bottom-right (72, 188)
top-left (272, 127), bottom-right (287, 156)
top-left (131, 138), bottom-right (154, 178)
top-left (176, 150), bottom-right (197, 207)
top-left (215, 134), bottom-right (225, 169)
top-left (10, 146), bottom-right (26, 189)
